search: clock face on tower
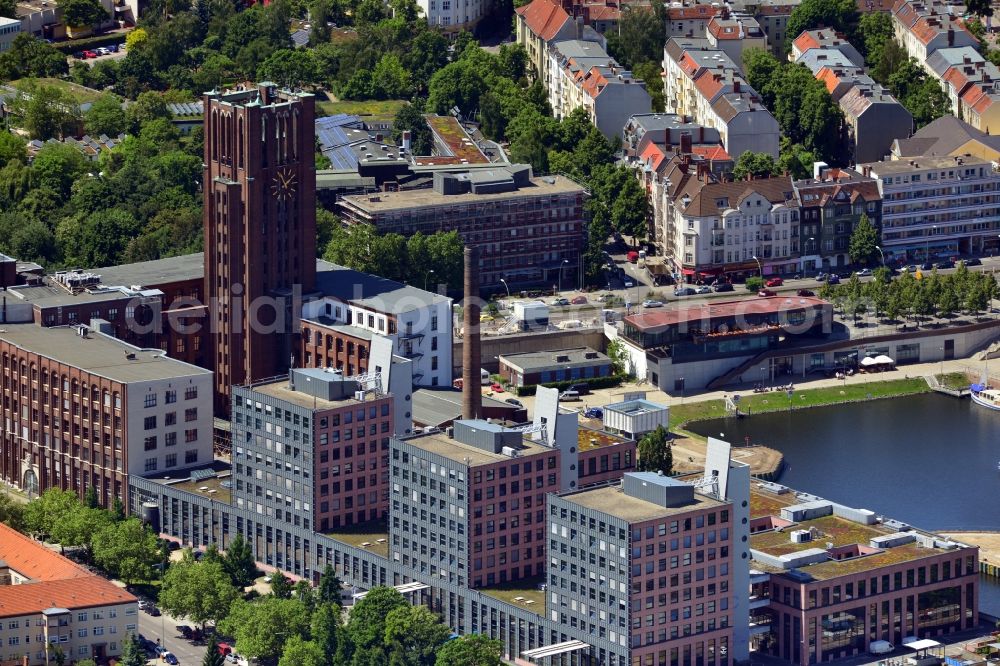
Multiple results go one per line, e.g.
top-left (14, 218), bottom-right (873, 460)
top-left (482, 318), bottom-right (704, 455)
top-left (271, 167), bottom-right (297, 201)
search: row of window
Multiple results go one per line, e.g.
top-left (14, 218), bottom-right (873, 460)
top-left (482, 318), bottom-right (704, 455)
top-left (144, 449), bottom-right (199, 471)
top-left (143, 386), bottom-right (198, 407)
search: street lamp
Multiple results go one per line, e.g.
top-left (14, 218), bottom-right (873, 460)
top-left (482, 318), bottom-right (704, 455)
top-left (752, 255), bottom-right (763, 278)
top-left (499, 278), bottom-right (510, 298)
top-left (939, 346), bottom-right (945, 381)
top-left (759, 365), bottom-right (767, 388)
top-left (559, 259), bottom-right (569, 292)
top-left (875, 245), bottom-right (885, 267)
top-left (424, 269), bottom-right (435, 291)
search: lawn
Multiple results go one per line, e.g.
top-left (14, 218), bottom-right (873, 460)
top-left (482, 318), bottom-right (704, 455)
top-left (316, 99), bottom-right (407, 121)
top-left (669, 378), bottom-right (930, 432)
top-left (10, 78), bottom-right (106, 105)
top-left (936, 371), bottom-right (971, 391)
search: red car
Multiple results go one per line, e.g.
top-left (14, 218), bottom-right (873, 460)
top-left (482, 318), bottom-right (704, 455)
top-left (490, 382), bottom-right (503, 392)
top-left (571, 295), bottom-right (588, 305)
top-left (626, 251), bottom-right (639, 263)
top-left (758, 289), bottom-right (776, 297)
top-left (82, 50), bottom-right (98, 58)
top-left (765, 277), bottom-right (783, 287)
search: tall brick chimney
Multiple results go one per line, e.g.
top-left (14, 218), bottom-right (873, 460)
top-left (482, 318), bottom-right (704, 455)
top-left (461, 246), bottom-right (482, 420)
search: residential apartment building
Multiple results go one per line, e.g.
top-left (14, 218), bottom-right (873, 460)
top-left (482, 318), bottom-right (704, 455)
top-left (666, 2), bottom-right (720, 39)
top-left (0, 16), bottom-right (20, 52)
top-left (515, 0), bottom-right (605, 84)
top-left (891, 0), bottom-right (977, 64)
top-left (750, 0), bottom-right (799, 56)
top-left (861, 154), bottom-right (1000, 262)
top-left (300, 264), bottom-right (452, 389)
top-left (663, 38), bottom-right (780, 158)
top-left (0, 322), bottom-right (213, 506)
top-left (546, 39), bottom-right (651, 139)
top-left (665, 173), bottom-right (800, 279)
top-left (749, 480), bottom-right (979, 664)
top-left (338, 167), bottom-right (588, 291)
top-left (892, 115), bottom-right (1000, 165)
top-left (0, 524), bottom-right (138, 666)
top-left (791, 32), bottom-right (911, 164)
top-left (705, 13), bottom-right (767, 69)
top-left (390, 419), bottom-right (563, 588)
top-left (546, 440), bottom-right (751, 665)
top-left (925, 47), bottom-right (1000, 134)
top-left (231, 368), bottom-right (393, 534)
top-left (417, 0), bottom-right (488, 32)
top-left (793, 167), bottom-right (883, 271)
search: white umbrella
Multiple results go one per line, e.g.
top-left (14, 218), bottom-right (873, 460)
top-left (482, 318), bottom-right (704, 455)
top-left (873, 355), bottom-right (894, 365)
top-left (860, 356), bottom-right (879, 367)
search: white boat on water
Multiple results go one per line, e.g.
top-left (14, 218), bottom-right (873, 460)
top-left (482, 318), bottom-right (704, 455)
top-left (970, 383), bottom-right (1000, 411)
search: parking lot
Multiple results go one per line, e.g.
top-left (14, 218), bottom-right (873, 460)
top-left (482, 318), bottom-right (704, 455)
top-left (67, 44), bottom-right (128, 66)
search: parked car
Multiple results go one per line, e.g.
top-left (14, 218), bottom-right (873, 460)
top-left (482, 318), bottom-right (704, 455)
top-left (815, 272), bottom-right (828, 281)
top-left (568, 383), bottom-right (590, 395)
top-left (147, 606), bottom-right (161, 617)
top-left (504, 398), bottom-right (523, 408)
top-left (765, 277), bottom-right (783, 287)
top-left (674, 287), bottom-right (695, 296)
top-left (827, 274), bottom-right (841, 285)
top-left (626, 251), bottom-right (639, 263)
top-left (933, 259), bottom-right (955, 269)
top-left (164, 652), bottom-right (179, 665)
top-left (796, 289), bottom-right (815, 297)
top-left (622, 277), bottom-right (634, 288)
top-left (551, 297), bottom-right (569, 306)
top-left (584, 407), bottom-right (603, 419)
top-left (178, 625), bottom-right (193, 639)
top-left (82, 50), bottom-right (98, 58)
top-left (855, 268), bottom-right (872, 277)
top-left (107, 43), bottom-right (119, 52)
top-left (95, 47), bottom-right (110, 55)
top-left (962, 257), bottom-right (982, 266)
top-left (758, 289), bottom-right (776, 297)
top-left (920, 262), bottom-right (933, 271)
top-left (642, 299), bottom-right (663, 308)
top-left (73, 51), bottom-right (86, 59)
top-left (713, 282), bottom-right (734, 292)
top-left (694, 285), bottom-right (712, 294)
top-left (558, 390), bottom-right (581, 401)
top-left (489, 382), bottom-right (503, 393)
top-left (570, 295), bottom-right (587, 305)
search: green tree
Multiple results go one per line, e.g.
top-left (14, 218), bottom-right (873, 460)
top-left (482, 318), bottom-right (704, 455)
top-left (637, 425), bottom-right (673, 475)
top-left (605, 338), bottom-right (629, 375)
top-left (268, 569), bottom-right (292, 598)
top-left (309, 0), bottom-right (332, 45)
top-left (0, 34), bottom-right (68, 80)
top-left (258, 49), bottom-right (319, 89)
top-left (857, 12), bottom-right (893, 65)
top-left (778, 141), bottom-right (816, 180)
top-left (967, 0), bottom-right (993, 17)
top-left (849, 213), bottom-right (878, 266)
top-left (0, 132), bottom-right (26, 165)
top-left (57, 208), bottom-right (140, 267)
top-left (58, 0), bottom-right (108, 27)
top-left (0, 492), bottom-right (24, 531)
top-left (403, 31), bottom-right (450, 91)
top-left (77, 660), bottom-right (98, 666)
top-left (91, 517), bottom-right (161, 585)
top-left (278, 636), bottom-right (326, 666)
top-left (371, 54), bottom-right (413, 99)
top-left (785, 0), bottom-right (857, 51)
top-left (0, 0), bottom-right (14, 18)
top-left (605, 6), bottom-right (665, 69)
top-left (23, 489), bottom-right (80, 540)
top-left (202, 636), bottom-right (226, 666)
top-left (12, 83), bottom-right (82, 140)
top-left (347, 586), bottom-right (408, 651)
top-left (633, 60), bottom-right (666, 112)
top-left (125, 91), bottom-right (171, 133)
top-left (317, 563), bottom-right (343, 606)
top-left (218, 597), bottom-right (311, 661)
top-left (612, 175), bottom-right (649, 243)
top-left (745, 276), bottom-right (765, 292)
top-left (732, 151), bottom-right (778, 180)
top-left (118, 634), bottom-right (146, 666)
top-left (312, 601), bottom-right (347, 663)
top-left (392, 102), bottom-right (432, 156)
top-left (31, 142), bottom-right (89, 200)
top-left (435, 634), bottom-right (503, 666)
top-left (84, 95), bottom-right (128, 137)
top-left (84, 485), bottom-right (99, 509)
top-left (384, 604), bottom-right (451, 666)
top-left (51, 505), bottom-right (113, 554)
top-left (159, 559), bottom-right (240, 629)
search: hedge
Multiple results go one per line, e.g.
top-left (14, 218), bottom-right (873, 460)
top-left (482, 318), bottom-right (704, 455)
top-left (53, 32), bottom-right (128, 54)
top-left (514, 373), bottom-right (628, 397)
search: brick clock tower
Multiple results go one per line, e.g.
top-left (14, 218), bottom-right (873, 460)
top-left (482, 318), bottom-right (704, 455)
top-left (203, 83), bottom-right (317, 414)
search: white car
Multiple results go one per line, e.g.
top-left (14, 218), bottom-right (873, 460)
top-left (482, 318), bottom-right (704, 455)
top-left (642, 300), bottom-right (663, 308)
top-left (95, 47), bottom-right (110, 55)
top-left (694, 286), bottom-right (713, 294)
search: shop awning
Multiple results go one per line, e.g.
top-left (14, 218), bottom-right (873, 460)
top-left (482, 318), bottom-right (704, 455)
top-left (904, 639), bottom-right (941, 651)
top-left (681, 268), bottom-right (696, 276)
top-left (521, 640), bottom-right (590, 660)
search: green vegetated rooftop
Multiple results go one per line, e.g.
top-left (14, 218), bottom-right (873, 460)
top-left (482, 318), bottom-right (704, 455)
top-left (750, 483), bottom-right (963, 580)
top-left (480, 576), bottom-right (547, 615)
top-left (11, 78), bottom-right (107, 105)
top-left (316, 99), bottom-right (407, 121)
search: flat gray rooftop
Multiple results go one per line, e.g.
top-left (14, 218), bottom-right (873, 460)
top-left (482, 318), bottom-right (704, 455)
top-left (7, 283), bottom-right (146, 308)
top-left (315, 261), bottom-right (449, 313)
top-left (404, 429), bottom-right (552, 466)
top-left (339, 175), bottom-right (584, 213)
top-left (0, 324), bottom-right (210, 383)
top-left (91, 253), bottom-right (205, 287)
top-left (559, 484), bottom-right (723, 523)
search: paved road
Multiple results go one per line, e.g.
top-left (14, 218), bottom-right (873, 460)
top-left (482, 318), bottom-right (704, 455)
top-left (137, 607), bottom-right (206, 665)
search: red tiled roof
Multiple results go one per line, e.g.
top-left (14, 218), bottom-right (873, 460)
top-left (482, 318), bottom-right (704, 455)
top-left (624, 296), bottom-right (829, 331)
top-left (516, 0), bottom-right (571, 41)
top-left (0, 525), bottom-right (91, 582)
top-left (693, 69), bottom-right (726, 100)
top-left (667, 4), bottom-right (717, 20)
top-left (580, 67), bottom-right (609, 98)
top-left (692, 144), bottom-right (730, 161)
top-left (0, 578), bottom-right (135, 619)
top-left (815, 66), bottom-right (843, 94)
top-left (792, 31), bottom-right (821, 53)
top-left (640, 142), bottom-right (669, 172)
top-left (0, 525), bottom-right (136, 620)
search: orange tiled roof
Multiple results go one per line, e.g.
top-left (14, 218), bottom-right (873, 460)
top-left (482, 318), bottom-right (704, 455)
top-left (707, 18), bottom-right (743, 40)
top-left (0, 525), bottom-right (91, 582)
top-left (815, 66), bottom-right (844, 94)
top-left (516, 0), bottom-right (571, 41)
top-left (0, 578), bottom-right (134, 619)
top-left (667, 4), bottom-right (717, 19)
top-left (640, 142), bottom-right (669, 172)
top-left (693, 69), bottom-right (726, 100)
top-left (792, 31), bottom-right (821, 53)
top-left (692, 144), bottom-right (731, 161)
top-left (581, 67), bottom-right (609, 98)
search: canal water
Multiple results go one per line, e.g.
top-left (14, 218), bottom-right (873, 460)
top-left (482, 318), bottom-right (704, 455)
top-left (686, 393), bottom-right (1000, 614)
